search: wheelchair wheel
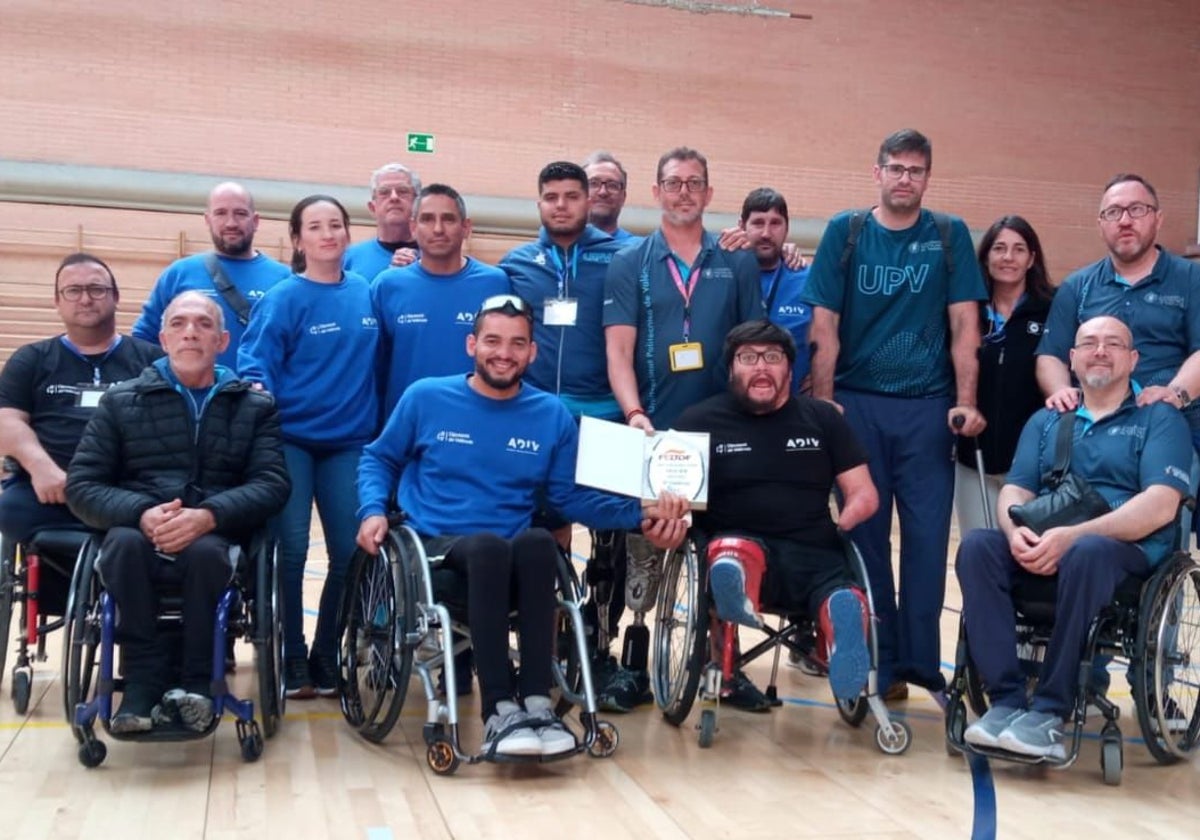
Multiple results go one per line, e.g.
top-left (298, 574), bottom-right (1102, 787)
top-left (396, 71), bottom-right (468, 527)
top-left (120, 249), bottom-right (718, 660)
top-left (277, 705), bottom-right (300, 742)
top-left (1133, 555), bottom-right (1200, 763)
top-left (61, 541), bottom-right (99, 740)
top-left (0, 537), bottom-right (14, 688)
top-left (652, 539), bottom-right (709, 726)
top-left (254, 540), bottom-right (285, 739)
top-left (835, 695), bottom-right (869, 728)
top-left (551, 550), bottom-right (585, 717)
top-left (338, 537), bottom-right (413, 743)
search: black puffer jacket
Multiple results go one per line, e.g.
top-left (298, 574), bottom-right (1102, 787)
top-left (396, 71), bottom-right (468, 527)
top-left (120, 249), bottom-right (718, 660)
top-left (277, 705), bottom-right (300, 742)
top-left (66, 361), bottom-right (291, 538)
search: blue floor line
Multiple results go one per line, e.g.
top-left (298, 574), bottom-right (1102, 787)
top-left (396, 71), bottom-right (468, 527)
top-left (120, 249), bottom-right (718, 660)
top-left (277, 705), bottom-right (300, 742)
top-left (967, 752), bottom-right (997, 840)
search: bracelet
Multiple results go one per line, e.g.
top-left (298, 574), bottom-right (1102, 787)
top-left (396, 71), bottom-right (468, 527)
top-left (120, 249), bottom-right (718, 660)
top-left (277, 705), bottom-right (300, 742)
top-left (626, 408), bottom-right (647, 423)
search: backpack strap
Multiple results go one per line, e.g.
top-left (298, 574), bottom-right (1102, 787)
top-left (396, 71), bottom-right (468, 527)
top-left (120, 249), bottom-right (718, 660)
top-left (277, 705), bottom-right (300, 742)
top-left (837, 208), bottom-right (872, 279)
top-left (928, 211), bottom-right (956, 277)
top-left (203, 252), bottom-right (253, 328)
top-left (1043, 411), bottom-right (1077, 489)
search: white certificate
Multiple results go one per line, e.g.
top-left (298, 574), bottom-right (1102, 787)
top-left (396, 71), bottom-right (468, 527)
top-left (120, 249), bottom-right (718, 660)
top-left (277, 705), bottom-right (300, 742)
top-left (575, 416), bottom-right (709, 509)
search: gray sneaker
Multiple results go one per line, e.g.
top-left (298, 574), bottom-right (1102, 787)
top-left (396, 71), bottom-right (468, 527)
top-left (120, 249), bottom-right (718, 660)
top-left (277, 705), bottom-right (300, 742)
top-left (482, 700), bottom-right (542, 757)
top-left (524, 695), bottom-right (576, 756)
top-left (963, 704), bottom-right (1024, 749)
top-left (625, 534), bottom-right (664, 613)
top-left (161, 688), bottom-right (215, 732)
top-left (996, 709), bottom-right (1066, 759)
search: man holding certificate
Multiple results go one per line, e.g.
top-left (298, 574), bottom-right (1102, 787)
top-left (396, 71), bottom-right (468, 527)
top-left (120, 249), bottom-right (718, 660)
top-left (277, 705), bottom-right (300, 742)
top-left (674, 320), bottom-right (880, 706)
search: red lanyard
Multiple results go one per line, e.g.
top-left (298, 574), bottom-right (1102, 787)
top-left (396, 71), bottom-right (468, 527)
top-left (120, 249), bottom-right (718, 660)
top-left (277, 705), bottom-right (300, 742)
top-left (665, 255), bottom-right (700, 341)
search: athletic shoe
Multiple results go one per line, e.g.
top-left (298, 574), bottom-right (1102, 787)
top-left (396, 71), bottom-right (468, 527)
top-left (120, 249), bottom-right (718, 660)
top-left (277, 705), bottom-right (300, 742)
top-left (110, 684), bottom-right (156, 733)
top-left (625, 535), bottom-right (663, 613)
top-left (708, 558), bottom-right (762, 628)
top-left (308, 652), bottom-right (338, 697)
top-left (524, 695), bottom-right (576, 756)
top-left (963, 705), bottom-right (1024, 749)
top-left (284, 657), bottom-right (316, 700)
top-left (996, 710), bottom-right (1066, 760)
top-left (722, 669), bottom-right (772, 713)
top-left (596, 660), bottom-right (653, 712)
top-left (883, 681), bottom-right (909, 702)
top-left (482, 700), bottom-right (542, 757)
top-left (160, 688), bottom-right (215, 733)
top-left (824, 590), bottom-right (870, 703)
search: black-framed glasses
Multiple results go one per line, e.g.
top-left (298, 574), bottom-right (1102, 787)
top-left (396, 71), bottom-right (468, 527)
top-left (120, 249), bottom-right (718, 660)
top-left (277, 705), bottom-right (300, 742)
top-left (734, 349), bottom-right (788, 366)
top-left (1073, 339), bottom-right (1131, 353)
top-left (58, 285), bottom-right (114, 301)
top-left (1098, 203), bottom-right (1157, 223)
top-left (588, 178), bottom-right (624, 193)
top-left (477, 294), bottom-right (533, 320)
top-left (879, 163), bottom-right (928, 181)
top-left (374, 185), bottom-right (415, 199)
top-left (659, 177), bottom-right (707, 194)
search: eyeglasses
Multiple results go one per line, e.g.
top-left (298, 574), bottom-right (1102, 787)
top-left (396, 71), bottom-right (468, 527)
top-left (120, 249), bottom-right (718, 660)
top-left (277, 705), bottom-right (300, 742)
top-left (880, 163), bottom-right (928, 182)
top-left (1073, 339), bottom-right (1131, 353)
top-left (659, 177), bottom-right (707, 194)
top-left (588, 178), bottom-right (624, 194)
top-left (734, 349), bottom-right (788, 366)
top-left (58, 285), bottom-right (114, 301)
top-left (374, 185), bottom-right (416, 199)
top-left (1098, 203), bottom-right (1157, 223)
top-left (477, 294), bottom-right (534, 320)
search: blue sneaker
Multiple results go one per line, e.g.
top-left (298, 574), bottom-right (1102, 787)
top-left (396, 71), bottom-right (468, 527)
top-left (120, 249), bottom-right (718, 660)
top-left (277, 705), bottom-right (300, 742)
top-left (963, 705), bottom-right (1024, 749)
top-left (823, 589), bottom-right (870, 703)
top-left (709, 558), bottom-right (761, 628)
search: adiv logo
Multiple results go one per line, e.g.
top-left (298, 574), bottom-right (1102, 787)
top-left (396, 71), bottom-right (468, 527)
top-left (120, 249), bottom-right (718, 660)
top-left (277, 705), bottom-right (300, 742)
top-left (455, 311), bottom-right (474, 324)
top-left (786, 437), bottom-right (821, 451)
top-left (507, 437), bottom-right (541, 454)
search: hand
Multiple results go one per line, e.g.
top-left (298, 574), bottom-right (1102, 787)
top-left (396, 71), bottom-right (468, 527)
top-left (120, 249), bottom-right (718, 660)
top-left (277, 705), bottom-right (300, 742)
top-left (357, 515), bottom-right (389, 553)
top-left (151, 507), bottom-right (216, 554)
top-left (644, 490), bottom-right (688, 522)
top-left (1045, 386), bottom-right (1081, 412)
top-left (717, 226), bottom-right (751, 252)
top-left (140, 498), bottom-right (183, 542)
top-left (390, 247), bottom-right (417, 268)
top-left (1136, 385), bottom-right (1182, 409)
top-left (640, 515), bottom-right (687, 550)
top-left (781, 242), bottom-right (807, 270)
top-left (628, 413), bottom-right (655, 434)
top-left (28, 461), bottom-right (68, 505)
top-left (1012, 525), bottom-right (1073, 576)
top-left (948, 406), bottom-right (986, 436)
top-left (1007, 525), bottom-right (1040, 560)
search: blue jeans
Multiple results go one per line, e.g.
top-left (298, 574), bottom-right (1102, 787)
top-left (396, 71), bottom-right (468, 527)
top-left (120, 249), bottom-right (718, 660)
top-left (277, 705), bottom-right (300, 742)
top-left (277, 443), bottom-right (362, 662)
top-left (0, 477), bottom-right (85, 544)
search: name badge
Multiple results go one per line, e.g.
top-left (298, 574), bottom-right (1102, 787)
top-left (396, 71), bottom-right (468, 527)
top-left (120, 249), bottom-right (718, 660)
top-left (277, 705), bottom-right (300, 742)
top-left (544, 297), bottom-right (578, 327)
top-left (76, 387), bottom-right (106, 408)
top-left (669, 342), bottom-right (704, 372)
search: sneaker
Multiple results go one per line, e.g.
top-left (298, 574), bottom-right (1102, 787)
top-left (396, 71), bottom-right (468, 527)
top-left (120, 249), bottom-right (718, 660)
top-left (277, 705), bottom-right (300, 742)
top-left (824, 590), bottom-right (869, 703)
top-left (160, 688), bottom-right (215, 732)
top-left (597, 663), bottom-right (654, 713)
top-left (308, 652), bottom-right (338, 697)
top-left (625, 535), bottom-right (664, 613)
top-left (722, 669), bottom-right (772, 713)
top-left (524, 695), bottom-right (576, 756)
top-left (708, 558), bottom-right (762, 628)
top-left (883, 681), bottom-right (909, 702)
top-left (110, 684), bottom-right (156, 734)
top-left (786, 649), bottom-right (829, 677)
top-left (284, 657), bottom-right (316, 700)
top-left (482, 700), bottom-right (542, 757)
top-left (963, 705), bottom-right (1024, 749)
top-left (996, 709), bottom-right (1066, 760)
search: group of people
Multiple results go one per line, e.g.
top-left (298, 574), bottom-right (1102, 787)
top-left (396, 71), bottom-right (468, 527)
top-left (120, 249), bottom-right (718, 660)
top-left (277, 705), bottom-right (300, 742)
top-left (2, 126), bottom-right (1198, 762)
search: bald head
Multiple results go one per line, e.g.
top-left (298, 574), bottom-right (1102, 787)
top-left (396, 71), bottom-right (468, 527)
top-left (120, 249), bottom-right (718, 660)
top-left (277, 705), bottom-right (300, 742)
top-left (164, 290), bottom-right (225, 333)
top-left (1074, 316), bottom-right (1132, 348)
top-left (205, 182), bottom-right (259, 258)
top-left (1070, 316), bottom-right (1137, 391)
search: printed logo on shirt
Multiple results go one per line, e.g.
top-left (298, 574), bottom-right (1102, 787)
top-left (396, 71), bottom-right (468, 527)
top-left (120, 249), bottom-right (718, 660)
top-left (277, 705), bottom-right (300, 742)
top-left (908, 240), bottom-right (944, 254)
top-left (704, 267), bottom-right (734, 280)
top-left (308, 322), bottom-right (341, 335)
top-left (396, 313), bottom-right (428, 325)
top-left (581, 251), bottom-right (613, 264)
top-left (714, 442), bottom-right (752, 455)
top-left (776, 304), bottom-right (808, 316)
top-left (856, 264), bottom-right (929, 296)
top-left (435, 430), bottom-right (474, 445)
top-left (1165, 465), bottom-right (1190, 485)
top-left (1106, 425), bottom-right (1145, 440)
top-left (362, 316), bottom-right (378, 329)
top-left (507, 437), bottom-right (541, 454)
top-left (1026, 321), bottom-right (1043, 335)
top-left (455, 312), bottom-right (474, 324)
top-left (786, 437), bottom-right (822, 451)
top-left (246, 289), bottom-right (267, 301)
top-left (45, 384), bottom-right (82, 396)
top-left (534, 252), bottom-right (547, 266)
top-left (1143, 292), bottom-right (1186, 310)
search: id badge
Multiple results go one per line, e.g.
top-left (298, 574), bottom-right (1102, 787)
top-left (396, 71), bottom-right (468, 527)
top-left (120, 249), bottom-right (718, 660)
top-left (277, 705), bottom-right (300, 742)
top-left (669, 342), bottom-right (704, 372)
top-left (76, 387), bottom-right (106, 408)
top-left (544, 297), bottom-right (578, 327)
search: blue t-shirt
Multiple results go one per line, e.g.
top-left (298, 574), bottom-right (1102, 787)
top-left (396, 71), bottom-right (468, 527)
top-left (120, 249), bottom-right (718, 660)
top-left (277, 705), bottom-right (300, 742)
top-left (133, 253), bottom-right (290, 369)
top-left (344, 239), bottom-right (414, 284)
top-left (801, 209), bottom-right (986, 397)
top-left (500, 225), bottom-right (624, 414)
top-left (237, 272), bottom-right (379, 448)
top-left (612, 227), bottom-right (640, 245)
top-left (356, 375), bottom-right (642, 537)
top-left (761, 263), bottom-right (812, 391)
top-left (1007, 393), bottom-right (1192, 565)
top-left (603, 229), bottom-right (764, 429)
top-left (371, 257), bottom-right (511, 416)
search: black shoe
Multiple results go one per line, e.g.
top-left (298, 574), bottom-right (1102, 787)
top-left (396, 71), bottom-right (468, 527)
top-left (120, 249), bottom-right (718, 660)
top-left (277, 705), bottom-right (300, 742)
top-left (111, 683), bottom-right (157, 733)
top-left (160, 688), bottom-right (215, 732)
top-left (308, 652), bottom-right (338, 697)
top-left (596, 659), bottom-right (654, 713)
top-left (284, 657), bottom-right (316, 700)
top-left (722, 669), bottom-right (772, 713)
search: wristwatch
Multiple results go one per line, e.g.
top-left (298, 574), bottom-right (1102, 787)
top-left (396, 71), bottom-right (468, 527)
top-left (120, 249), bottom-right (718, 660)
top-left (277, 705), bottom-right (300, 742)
top-left (1171, 385), bottom-right (1192, 408)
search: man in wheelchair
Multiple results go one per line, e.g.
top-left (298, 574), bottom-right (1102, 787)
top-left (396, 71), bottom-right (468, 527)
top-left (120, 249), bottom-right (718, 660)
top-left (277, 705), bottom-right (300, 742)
top-left (356, 294), bottom-right (687, 758)
top-left (65, 291), bottom-right (290, 734)
top-left (958, 316), bottom-right (1192, 759)
top-left (674, 319), bottom-right (880, 707)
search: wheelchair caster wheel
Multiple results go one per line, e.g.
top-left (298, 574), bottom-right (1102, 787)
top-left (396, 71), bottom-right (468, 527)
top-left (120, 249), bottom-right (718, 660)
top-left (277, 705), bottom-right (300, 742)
top-left (698, 709), bottom-right (716, 749)
top-left (78, 739), bottom-right (107, 768)
top-left (241, 731), bottom-right (264, 763)
top-left (836, 695), bottom-right (868, 728)
top-left (1101, 736), bottom-right (1123, 786)
top-left (875, 719), bottom-right (911, 755)
top-left (427, 738), bottom-right (460, 776)
top-left (588, 720), bottom-right (619, 758)
top-left (12, 668), bottom-right (31, 715)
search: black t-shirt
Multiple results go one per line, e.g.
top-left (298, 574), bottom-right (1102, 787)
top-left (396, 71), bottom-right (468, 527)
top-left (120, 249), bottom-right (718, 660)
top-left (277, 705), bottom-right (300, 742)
top-left (0, 334), bottom-right (163, 470)
top-left (675, 392), bottom-right (868, 548)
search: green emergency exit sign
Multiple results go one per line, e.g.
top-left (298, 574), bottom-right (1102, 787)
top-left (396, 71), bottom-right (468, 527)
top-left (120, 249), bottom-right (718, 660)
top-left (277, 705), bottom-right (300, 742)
top-left (407, 132), bottom-right (435, 154)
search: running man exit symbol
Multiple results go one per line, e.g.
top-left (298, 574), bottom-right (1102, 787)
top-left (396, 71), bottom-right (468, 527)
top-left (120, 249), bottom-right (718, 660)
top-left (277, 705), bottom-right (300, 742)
top-left (407, 133), bottom-right (435, 153)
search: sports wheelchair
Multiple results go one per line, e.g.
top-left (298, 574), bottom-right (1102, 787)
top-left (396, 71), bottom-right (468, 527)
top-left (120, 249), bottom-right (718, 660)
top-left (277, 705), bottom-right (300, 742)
top-left (336, 517), bottom-right (619, 775)
top-left (944, 548), bottom-right (1200, 785)
top-left (0, 528), bottom-right (91, 714)
top-left (651, 531), bottom-right (912, 753)
top-left (63, 530), bottom-right (284, 767)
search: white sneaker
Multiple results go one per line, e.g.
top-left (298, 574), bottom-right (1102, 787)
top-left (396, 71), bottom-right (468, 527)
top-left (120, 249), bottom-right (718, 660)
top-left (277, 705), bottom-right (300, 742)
top-left (524, 695), bottom-right (576, 756)
top-left (482, 700), bottom-right (542, 756)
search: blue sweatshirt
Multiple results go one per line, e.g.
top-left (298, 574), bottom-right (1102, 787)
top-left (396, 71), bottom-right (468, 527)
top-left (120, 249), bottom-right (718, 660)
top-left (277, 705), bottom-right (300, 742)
top-left (345, 239), bottom-right (415, 283)
top-left (357, 375), bottom-right (643, 538)
top-left (237, 272), bottom-right (379, 448)
top-left (371, 257), bottom-right (511, 416)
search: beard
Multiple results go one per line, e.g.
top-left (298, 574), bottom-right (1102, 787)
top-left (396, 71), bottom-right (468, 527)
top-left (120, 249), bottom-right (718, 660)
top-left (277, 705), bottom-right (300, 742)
top-left (475, 362), bottom-right (524, 392)
top-left (211, 229), bottom-right (253, 257)
top-left (1079, 369), bottom-right (1115, 389)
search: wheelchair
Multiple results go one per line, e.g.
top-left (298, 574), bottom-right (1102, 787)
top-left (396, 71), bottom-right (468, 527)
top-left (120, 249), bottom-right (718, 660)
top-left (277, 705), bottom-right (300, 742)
top-left (944, 548), bottom-right (1200, 785)
top-left (0, 528), bottom-right (91, 714)
top-left (335, 518), bottom-right (619, 775)
top-left (651, 531), bottom-right (912, 753)
top-left (62, 529), bottom-right (284, 768)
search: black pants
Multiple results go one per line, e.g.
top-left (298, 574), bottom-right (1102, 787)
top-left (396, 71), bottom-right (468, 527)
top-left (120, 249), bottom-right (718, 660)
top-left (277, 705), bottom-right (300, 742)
top-left (435, 529), bottom-right (559, 720)
top-left (0, 477), bottom-right (85, 544)
top-left (96, 527), bottom-right (235, 693)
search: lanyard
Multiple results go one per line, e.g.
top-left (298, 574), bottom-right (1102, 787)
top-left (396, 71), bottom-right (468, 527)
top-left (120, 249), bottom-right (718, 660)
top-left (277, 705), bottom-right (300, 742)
top-left (546, 245), bottom-right (579, 299)
top-left (665, 255), bottom-right (701, 341)
top-left (60, 335), bottom-right (122, 386)
top-left (764, 264), bottom-right (784, 314)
